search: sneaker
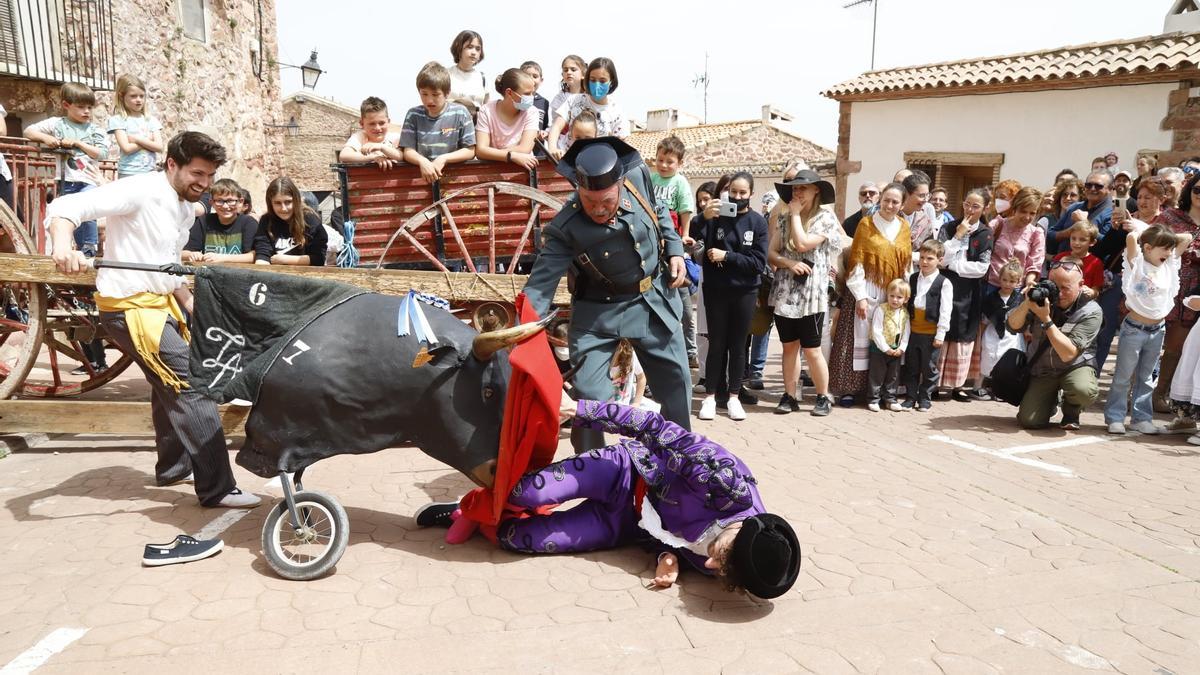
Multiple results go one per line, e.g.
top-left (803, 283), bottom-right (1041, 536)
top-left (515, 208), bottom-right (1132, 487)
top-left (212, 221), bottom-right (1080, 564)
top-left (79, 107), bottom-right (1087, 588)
top-left (1107, 422), bottom-right (1126, 435)
top-left (69, 364), bottom-right (94, 376)
top-left (1153, 394), bottom-right (1173, 415)
top-left (968, 388), bottom-right (993, 402)
top-left (415, 501), bottom-right (459, 528)
top-left (887, 401), bottom-right (904, 412)
top-left (738, 390), bottom-right (758, 406)
top-left (688, 356), bottom-right (700, 369)
top-left (774, 394), bottom-right (799, 415)
top-left (1060, 413), bottom-right (1081, 431)
top-left (160, 472), bottom-right (195, 487)
top-left (917, 402), bottom-right (932, 413)
top-left (1188, 433), bottom-right (1200, 446)
top-left (837, 394), bottom-right (856, 408)
top-left (698, 396), bottom-right (717, 420)
top-left (867, 402), bottom-right (881, 412)
top-left (1129, 420), bottom-right (1162, 435)
top-left (142, 535), bottom-right (223, 567)
top-left (900, 400), bottom-right (915, 411)
top-left (215, 488), bottom-right (261, 509)
top-left (693, 378), bottom-right (707, 393)
top-left (811, 395), bottom-right (832, 417)
top-left (1167, 417), bottom-right (1197, 434)
top-left (727, 398), bottom-right (747, 421)
top-left (746, 378), bottom-right (765, 391)
top-left (951, 388), bottom-right (972, 402)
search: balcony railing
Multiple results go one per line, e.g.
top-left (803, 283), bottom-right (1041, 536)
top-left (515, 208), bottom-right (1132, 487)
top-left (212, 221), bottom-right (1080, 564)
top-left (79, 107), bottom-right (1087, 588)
top-left (0, 0), bottom-right (116, 91)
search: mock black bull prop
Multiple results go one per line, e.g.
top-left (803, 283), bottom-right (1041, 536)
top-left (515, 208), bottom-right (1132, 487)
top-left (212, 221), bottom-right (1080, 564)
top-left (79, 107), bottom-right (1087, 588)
top-left (184, 264), bottom-right (551, 487)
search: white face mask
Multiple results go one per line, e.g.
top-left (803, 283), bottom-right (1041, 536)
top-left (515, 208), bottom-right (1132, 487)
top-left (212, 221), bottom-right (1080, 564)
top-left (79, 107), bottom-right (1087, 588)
top-left (995, 198), bottom-right (1011, 213)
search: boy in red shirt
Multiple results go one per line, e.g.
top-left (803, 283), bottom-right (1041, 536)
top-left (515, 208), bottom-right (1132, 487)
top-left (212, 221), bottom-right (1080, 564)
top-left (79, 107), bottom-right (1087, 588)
top-left (1055, 221), bottom-right (1104, 298)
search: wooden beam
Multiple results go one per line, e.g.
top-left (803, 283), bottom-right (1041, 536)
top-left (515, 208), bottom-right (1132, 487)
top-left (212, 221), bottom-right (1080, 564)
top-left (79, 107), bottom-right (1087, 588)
top-left (0, 253), bottom-right (570, 306)
top-left (904, 151), bottom-right (1004, 167)
top-left (0, 400), bottom-right (250, 435)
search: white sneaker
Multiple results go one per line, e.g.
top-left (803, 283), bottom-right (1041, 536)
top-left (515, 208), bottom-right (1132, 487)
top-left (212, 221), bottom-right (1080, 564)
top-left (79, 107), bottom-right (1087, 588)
top-left (1107, 422), bottom-right (1126, 435)
top-left (1189, 433), bottom-right (1200, 446)
top-left (867, 402), bottom-right (881, 412)
top-left (215, 488), bottom-right (261, 509)
top-left (727, 399), bottom-right (746, 421)
top-left (1129, 420), bottom-right (1162, 435)
top-left (698, 396), bottom-right (717, 420)
top-left (887, 402), bottom-right (904, 412)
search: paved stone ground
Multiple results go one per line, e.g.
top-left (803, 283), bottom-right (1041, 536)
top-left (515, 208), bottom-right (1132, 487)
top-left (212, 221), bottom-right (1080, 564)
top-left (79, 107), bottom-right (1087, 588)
top-left (2, 345), bottom-right (1200, 673)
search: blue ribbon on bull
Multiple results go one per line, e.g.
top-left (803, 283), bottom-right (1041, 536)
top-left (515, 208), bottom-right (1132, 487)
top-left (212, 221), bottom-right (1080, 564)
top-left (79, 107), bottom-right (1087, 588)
top-left (397, 290), bottom-right (451, 344)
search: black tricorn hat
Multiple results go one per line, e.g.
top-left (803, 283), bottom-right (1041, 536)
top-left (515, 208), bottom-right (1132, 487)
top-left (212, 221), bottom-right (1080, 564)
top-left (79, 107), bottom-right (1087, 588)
top-left (776, 170), bottom-right (835, 206)
top-left (557, 137), bottom-right (643, 190)
top-left (730, 513), bottom-right (801, 599)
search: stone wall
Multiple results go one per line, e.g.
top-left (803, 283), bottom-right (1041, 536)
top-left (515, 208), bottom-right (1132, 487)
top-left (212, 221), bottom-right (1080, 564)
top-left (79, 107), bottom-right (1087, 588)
top-left (282, 96), bottom-right (358, 192)
top-left (1160, 80), bottom-right (1200, 168)
top-left (0, 0), bottom-right (284, 200)
top-left (687, 125), bottom-right (834, 170)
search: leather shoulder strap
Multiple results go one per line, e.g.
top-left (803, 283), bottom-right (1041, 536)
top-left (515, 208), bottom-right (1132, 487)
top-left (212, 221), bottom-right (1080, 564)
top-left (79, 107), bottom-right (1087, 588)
top-left (623, 178), bottom-right (656, 220)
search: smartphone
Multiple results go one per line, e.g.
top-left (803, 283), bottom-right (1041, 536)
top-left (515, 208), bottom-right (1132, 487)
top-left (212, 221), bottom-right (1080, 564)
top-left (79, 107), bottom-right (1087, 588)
top-left (1112, 196), bottom-right (1126, 213)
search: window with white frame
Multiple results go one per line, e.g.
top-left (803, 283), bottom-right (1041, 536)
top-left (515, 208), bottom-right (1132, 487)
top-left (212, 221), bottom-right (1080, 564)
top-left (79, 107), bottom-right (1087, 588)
top-left (180, 0), bottom-right (206, 42)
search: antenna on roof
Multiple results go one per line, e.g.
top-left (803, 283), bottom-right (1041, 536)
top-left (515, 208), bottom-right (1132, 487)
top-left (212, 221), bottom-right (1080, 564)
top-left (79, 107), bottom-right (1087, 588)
top-left (843, 0), bottom-right (879, 70)
top-left (691, 52), bottom-right (710, 125)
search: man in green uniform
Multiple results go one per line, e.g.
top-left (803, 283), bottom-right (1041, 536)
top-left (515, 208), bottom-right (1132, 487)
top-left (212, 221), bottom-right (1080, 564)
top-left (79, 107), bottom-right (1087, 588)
top-left (523, 138), bottom-right (692, 451)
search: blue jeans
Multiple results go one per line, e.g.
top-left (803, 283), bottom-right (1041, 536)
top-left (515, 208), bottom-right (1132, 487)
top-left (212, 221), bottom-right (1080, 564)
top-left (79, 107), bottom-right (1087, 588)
top-left (1103, 317), bottom-right (1165, 424)
top-left (1093, 275), bottom-right (1123, 375)
top-left (748, 328), bottom-right (770, 379)
top-left (60, 181), bottom-right (98, 255)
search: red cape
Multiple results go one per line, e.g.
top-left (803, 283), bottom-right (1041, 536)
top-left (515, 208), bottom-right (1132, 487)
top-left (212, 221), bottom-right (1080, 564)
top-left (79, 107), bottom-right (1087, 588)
top-left (457, 294), bottom-right (562, 538)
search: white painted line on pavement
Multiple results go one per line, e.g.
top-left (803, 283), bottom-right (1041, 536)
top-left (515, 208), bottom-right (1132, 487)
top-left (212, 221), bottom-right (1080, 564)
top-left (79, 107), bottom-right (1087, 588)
top-left (194, 509), bottom-right (251, 540)
top-left (1002, 435), bottom-right (1113, 455)
top-left (929, 435), bottom-right (1075, 477)
top-left (0, 627), bottom-right (88, 675)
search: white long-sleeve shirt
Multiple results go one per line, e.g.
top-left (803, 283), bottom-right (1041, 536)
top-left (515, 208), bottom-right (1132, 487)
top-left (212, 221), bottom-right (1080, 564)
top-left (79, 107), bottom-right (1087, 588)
top-left (45, 171), bottom-right (193, 297)
top-left (940, 222), bottom-right (990, 279)
top-left (870, 304), bottom-right (910, 353)
top-left (912, 269), bottom-right (954, 342)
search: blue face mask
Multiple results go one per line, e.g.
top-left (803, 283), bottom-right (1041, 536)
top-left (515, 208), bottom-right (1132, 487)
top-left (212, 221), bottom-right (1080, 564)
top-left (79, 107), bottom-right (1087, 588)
top-left (588, 81), bottom-right (610, 100)
top-left (513, 93), bottom-right (534, 111)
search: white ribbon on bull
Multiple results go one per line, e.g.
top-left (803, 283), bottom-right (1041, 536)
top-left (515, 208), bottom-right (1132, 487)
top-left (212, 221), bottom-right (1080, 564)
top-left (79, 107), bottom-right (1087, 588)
top-left (397, 290), bottom-right (451, 345)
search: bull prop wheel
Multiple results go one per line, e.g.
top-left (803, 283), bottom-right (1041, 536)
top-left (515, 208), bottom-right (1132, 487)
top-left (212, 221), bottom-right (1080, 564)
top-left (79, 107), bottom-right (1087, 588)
top-left (261, 472), bottom-right (349, 581)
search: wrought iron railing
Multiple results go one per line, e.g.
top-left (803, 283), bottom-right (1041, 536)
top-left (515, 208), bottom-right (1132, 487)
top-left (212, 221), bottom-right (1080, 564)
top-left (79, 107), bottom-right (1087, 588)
top-left (0, 0), bottom-right (116, 91)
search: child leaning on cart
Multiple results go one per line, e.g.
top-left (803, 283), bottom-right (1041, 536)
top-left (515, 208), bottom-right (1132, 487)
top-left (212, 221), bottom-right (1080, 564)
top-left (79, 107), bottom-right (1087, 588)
top-left (399, 62), bottom-right (476, 184)
top-left (416, 395), bottom-right (802, 599)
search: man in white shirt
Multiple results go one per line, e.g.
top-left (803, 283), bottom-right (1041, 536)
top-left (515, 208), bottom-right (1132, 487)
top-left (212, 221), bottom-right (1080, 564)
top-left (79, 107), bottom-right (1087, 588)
top-left (47, 131), bottom-right (260, 509)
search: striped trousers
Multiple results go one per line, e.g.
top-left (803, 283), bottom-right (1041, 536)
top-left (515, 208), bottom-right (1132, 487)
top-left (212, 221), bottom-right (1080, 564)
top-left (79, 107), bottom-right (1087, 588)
top-left (101, 311), bottom-right (235, 506)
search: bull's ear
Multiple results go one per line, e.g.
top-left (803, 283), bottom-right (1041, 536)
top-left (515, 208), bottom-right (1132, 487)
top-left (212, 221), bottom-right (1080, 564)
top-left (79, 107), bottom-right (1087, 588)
top-left (412, 344), bottom-right (458, 368)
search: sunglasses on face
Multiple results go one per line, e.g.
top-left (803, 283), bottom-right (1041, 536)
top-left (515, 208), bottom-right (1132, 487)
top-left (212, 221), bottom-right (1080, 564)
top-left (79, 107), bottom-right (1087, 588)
top-left (1049, 260), bottom-right (1080, 272)
top-left (1083, 182), bottom-right (1107, 191)
top-left (1183, 165), bottom-right (1200, 176)
top-left (859, 191), bottom-right (878, 197)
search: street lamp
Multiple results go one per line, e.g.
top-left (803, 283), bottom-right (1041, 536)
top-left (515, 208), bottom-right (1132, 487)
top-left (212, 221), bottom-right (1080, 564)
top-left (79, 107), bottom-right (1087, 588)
top-left (266, 116), bottom-right (301, 137)
top-left (279, 49), bottom-right (324, 90)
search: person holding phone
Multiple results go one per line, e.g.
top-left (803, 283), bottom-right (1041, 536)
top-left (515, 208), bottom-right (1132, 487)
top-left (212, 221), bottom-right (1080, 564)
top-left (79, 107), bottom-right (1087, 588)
top-left (694, 172), bottom-right (769, 421)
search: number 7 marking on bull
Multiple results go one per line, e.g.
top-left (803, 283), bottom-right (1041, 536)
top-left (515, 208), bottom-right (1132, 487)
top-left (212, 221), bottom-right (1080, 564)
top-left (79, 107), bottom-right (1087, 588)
top-left (281, 340), bottom-right (310, 366)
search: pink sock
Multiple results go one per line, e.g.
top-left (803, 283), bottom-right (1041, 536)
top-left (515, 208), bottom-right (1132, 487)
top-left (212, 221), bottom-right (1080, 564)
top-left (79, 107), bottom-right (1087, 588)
top-left (445, 510), bottom-right (477, 544)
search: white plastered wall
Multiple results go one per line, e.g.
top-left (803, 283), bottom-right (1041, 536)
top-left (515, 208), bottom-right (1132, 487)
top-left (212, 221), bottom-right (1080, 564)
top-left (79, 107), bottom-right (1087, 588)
top-left (843, 82), bottom-right (1177, 213)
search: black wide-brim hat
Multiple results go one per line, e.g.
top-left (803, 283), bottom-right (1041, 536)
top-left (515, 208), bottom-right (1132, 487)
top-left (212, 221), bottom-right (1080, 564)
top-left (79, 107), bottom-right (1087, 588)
top-left (775, 169), bottom-right (835, 206)
top-left (731, 513), bottom-right (801, 599)
top-left (556, 137), bottom-right (644, 190)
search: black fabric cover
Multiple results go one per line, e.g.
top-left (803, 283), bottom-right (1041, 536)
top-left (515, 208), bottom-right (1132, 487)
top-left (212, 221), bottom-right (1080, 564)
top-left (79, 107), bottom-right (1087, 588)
top-left (189, 265), bottom-right (367, 404)
top-left (231, 295), bottom-right (510, 480)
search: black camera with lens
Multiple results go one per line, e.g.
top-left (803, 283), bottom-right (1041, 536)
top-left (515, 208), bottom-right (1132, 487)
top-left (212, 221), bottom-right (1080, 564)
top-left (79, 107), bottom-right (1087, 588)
top-left (1028, 279), bottom-right (1060, 307)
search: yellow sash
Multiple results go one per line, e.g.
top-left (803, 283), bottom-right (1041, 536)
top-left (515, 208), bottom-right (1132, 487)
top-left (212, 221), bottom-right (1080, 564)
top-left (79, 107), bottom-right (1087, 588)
top-left (95, 292), bottom-right (190, 392)
top-left (910, 307), bottom-right (937, 336)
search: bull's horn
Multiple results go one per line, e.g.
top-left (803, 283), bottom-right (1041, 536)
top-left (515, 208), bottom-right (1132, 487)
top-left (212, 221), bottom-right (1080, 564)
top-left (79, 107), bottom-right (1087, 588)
top-left (471, 310), bottom-right (557, 362)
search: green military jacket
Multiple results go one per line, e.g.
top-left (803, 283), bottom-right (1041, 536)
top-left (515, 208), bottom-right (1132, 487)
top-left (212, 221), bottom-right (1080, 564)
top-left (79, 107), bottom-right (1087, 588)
top-left (523, 166), bottom-right (685, 339)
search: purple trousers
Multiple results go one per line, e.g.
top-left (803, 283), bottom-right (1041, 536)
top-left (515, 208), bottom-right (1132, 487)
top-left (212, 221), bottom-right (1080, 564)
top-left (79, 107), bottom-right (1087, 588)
top-left (498, 447), bottom-right (640, 554)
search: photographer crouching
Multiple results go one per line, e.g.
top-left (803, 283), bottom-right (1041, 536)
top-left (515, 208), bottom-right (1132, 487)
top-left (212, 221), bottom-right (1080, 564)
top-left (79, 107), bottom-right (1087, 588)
top-left (1006, 258), bottom-right (1103, 429)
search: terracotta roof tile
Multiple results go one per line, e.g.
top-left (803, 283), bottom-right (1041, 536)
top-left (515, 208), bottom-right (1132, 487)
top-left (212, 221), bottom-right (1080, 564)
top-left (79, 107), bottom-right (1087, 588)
top-left (824, 31), bottom-right (1200, 99)
top-left (627, 121), bottom-right (834, 165)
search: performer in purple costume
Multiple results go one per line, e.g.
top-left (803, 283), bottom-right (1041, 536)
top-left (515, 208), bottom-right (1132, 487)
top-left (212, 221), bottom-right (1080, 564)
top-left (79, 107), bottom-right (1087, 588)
top-left (496, 397), bottom-right (801, 598)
